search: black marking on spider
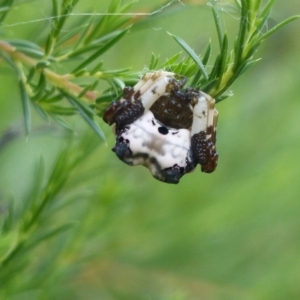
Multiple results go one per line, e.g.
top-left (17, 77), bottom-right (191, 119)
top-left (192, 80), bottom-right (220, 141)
top-left (158, 126), bottom-right (169, 135)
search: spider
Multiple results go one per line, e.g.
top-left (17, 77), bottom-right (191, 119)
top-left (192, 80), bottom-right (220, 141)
top-left (103, 71), bottom-right (219, 184)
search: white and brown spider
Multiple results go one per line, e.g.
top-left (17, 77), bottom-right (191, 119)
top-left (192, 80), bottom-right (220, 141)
top-left (103, 71), bottom-right (219, 184)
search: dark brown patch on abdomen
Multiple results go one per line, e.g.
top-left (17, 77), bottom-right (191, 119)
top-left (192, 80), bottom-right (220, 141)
top-left (150, 95), bottom-right (193, 129)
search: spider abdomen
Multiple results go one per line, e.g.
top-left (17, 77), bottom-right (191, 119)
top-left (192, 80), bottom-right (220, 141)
top-left (150, 94), bottom-right (193, 129)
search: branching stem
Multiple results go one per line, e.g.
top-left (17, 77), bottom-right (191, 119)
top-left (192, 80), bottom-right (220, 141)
top-left (0, 40), bottom-right (98, 101)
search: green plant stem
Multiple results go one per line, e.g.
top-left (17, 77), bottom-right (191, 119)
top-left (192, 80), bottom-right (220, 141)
top-left (0, 41), bottom-right (98, 101)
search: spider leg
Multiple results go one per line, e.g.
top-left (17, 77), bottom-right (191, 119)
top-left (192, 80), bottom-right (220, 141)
top-left (190, 91), bottom-right (218, 173)
top-left (103, 71), bottom-right (176, 128)
top-left (132, 71), bottom-right (176, 110)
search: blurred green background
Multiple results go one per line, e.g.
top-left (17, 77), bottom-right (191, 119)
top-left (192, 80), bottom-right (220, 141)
top-left (1, 1), bottom-right (300, 299)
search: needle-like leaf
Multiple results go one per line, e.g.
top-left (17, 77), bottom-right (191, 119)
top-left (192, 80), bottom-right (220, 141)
top-left (19, 79), bottom-right (31, 136)
top-left (169, 33), bottom-right (209, 80)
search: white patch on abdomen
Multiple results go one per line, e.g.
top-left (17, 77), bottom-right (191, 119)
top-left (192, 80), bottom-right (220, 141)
top-left (120, 111), bottom-right (191, 170)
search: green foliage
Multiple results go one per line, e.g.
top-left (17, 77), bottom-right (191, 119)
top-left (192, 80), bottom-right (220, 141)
top-left (0, 134), bottom-right (101, 298)
top-left (0, 0), bottom-right (300, 299)
top-left (164, 0), bottom-right (300, 101)
top-left (0, 0), bottom-right (138, 135)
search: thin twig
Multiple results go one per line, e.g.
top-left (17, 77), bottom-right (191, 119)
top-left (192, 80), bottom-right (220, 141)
top-left (0, 41), bottom-right (98, 102)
